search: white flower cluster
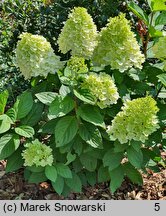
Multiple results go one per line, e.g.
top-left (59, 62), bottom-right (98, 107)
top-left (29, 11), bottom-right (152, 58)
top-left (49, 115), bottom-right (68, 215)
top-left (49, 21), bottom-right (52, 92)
top-left (107, 96), bottom-right (159, 144)
top-left (92, 13), bottom-right (145, 72)
top-left (22, 140), bottom-right (54, 167)
top-left (81, 72), bottom-right (119, 109)
top-left (57, 7), bottom-right (98, 59)
top-left (16, 32), bottom-right (63, 79)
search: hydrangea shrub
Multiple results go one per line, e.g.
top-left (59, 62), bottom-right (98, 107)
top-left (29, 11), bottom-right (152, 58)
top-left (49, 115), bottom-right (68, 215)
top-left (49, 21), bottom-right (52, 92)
top-left (0, 5), bottom-right (165, 196)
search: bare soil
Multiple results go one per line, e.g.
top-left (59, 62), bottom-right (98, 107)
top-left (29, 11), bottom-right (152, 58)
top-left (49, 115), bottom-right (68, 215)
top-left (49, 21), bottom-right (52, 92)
top-left (0, 160), bottom-right (166, 200)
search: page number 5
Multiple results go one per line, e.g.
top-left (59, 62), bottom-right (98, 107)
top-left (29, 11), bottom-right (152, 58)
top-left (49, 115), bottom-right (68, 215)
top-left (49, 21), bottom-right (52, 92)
top-left (154, 203), bottom-right (160, 211)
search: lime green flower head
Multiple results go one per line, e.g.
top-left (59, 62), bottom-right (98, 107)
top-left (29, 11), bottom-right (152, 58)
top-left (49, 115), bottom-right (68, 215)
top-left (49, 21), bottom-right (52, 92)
top-left (22, 139), bottom-right (53, 167)
top-left (92, 13), bottom-right (145, 72)
top-left (107, 96), bottom-right (159, 144)
top-left (67, 56), bottom-right (88, 74)
top-left (57, 7), bottom-right (98, 59)
top-left (81, 72), bottom-right (119, 109)
top-left (16, 32), bottom-right (63, 79)
top-left (153, 36), bottom-right (166, 70)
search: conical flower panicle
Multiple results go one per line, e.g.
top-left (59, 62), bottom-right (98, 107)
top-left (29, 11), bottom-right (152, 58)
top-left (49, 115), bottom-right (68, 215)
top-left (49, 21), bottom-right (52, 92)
top-left (92, 13), bottom-right (145, 72)
top-left (57, 7), bottom-right (98, 59)
top-left (16, 33), bottom-right (63, 79)
top-left (67, 56), bottom-right (88, 74)
top-left (81, 72), bottom-right (119, 109)
top-left (22, 140), bottom-right (53, 167)
top-left (107, 96), bottom-right (159, 144)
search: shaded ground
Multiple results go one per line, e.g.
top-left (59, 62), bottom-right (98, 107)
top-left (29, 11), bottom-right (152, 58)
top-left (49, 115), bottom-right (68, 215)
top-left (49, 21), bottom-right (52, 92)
top-left (0, 160), bottom-right (166, 200)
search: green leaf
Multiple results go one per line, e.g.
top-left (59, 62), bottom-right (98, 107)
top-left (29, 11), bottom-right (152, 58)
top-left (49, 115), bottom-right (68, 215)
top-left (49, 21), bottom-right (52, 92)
top-left (72, 136), bottom-right (83, 156)
top-left (6, 108), bottom-right (17, 123)
top-left (113, 70), bottom-right (124, 84)
top-left (73, 159), bottom-right (83, 173)
top-left (28, 172), bottom-right (47, 183)
top-left (35, 92), bottom-right (58, 105)
top-left (151, 0), bottom-right (166, 11)
top-left (128, 1), bottom-right (149, 24)
top-left (127, 146), bottom-right (143, 168)
top-left (146, 129), bottom-right (163, 146)
top-left (64, 66), bottom-right (72, 77)
top-left (56, 163), bottom-right (72, 179)
top-left (123, 162), bottom-right (143, 185)
top-left (86, 171), bottom-right (97, 186)
top-left (21, 102), bottom-right (44, 126)
top-left (65, 152), bottom-right (76, 165)
top-left (48, 95), bottom-right (75, 119)
top-left (39, 119), bottom-right (58, 134)
top-left (78, 173), bottom-right (87, 186)
top-left (0, 114), bottom-right (12, 134)
top-left (114, 140), bottom-right (128, 152)
top-left (32, 81), bottom-right (47, 94)
top-left (59, 141), bottom-right (73, 154)
top-left (14, 91), bottom-right (33, 119)
top-left (143, 65), bottom-right (163, 84)
top-left (59, 85), bottom-right (71, 97)
top-left (65, 172), bottom-right (82, 193)
top-left (158, 89), bottom-right (166, 99)
top-left (118, 84), bottom-right (128, 97)
top-left (51, 176), bottom-right (64, 195)
top-left (79, 123), bottom-right (103, 149)
top-left (132, 82), bottom-right (152, 95)
top-left (15, 125), bottom-right (34, 138)
top-left (103, 149), bottom-right (123, 171)
top-left (130, 141), bottom-right (142, 152)
top-left (73, 89), bottom-right (95, 104)
top-left (147, 0), bottom-right (152, 9)
top-left (6, 148), bottom-right (24, 173)
top-left (98, 166), bottom-right (110, 183)
top-left (26, 166), bottom-right (45, 173)
top-left (155, 11), bottom-right (166, 25)
top-left (157, 102), bottom-right (166, 122)
top-left (45, 165), bottom-right (57, 182)
top-left (0, 134), bottom-right (20, 160)
top-left (77, 104), bottom-right (105, 128)
top-left (109, 165), bottom-right (124, 193)
top-left (24, 168), bottom-right (31, 181)
top-left (0, 90), bottom-right (8, 114)
top-left (55, 116), bottom-right (78, 147)
top-left (80, 154), bottom-right (97, 172)
top-left (157, 74), bottom-right (166, 86)
top-left (142, 148), bottom-right (156, 167)
top-left (60, 184), bottom-right (71, 197)
top-left (85, 148), bottom-right (104, 160)
top-left (149, 26), bottom-right (164, 37)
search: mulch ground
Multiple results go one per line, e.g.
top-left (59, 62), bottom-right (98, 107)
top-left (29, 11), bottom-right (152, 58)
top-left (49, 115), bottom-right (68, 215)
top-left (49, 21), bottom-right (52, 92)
top-left (0, 160), bottom-right (166, 200)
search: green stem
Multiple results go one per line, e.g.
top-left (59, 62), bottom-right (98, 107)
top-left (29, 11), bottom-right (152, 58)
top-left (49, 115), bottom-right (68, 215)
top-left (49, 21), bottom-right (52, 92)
top-left (154, 84), bottom-right (163, 99)
top-left (73, 92), bottom-right (81, 124)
